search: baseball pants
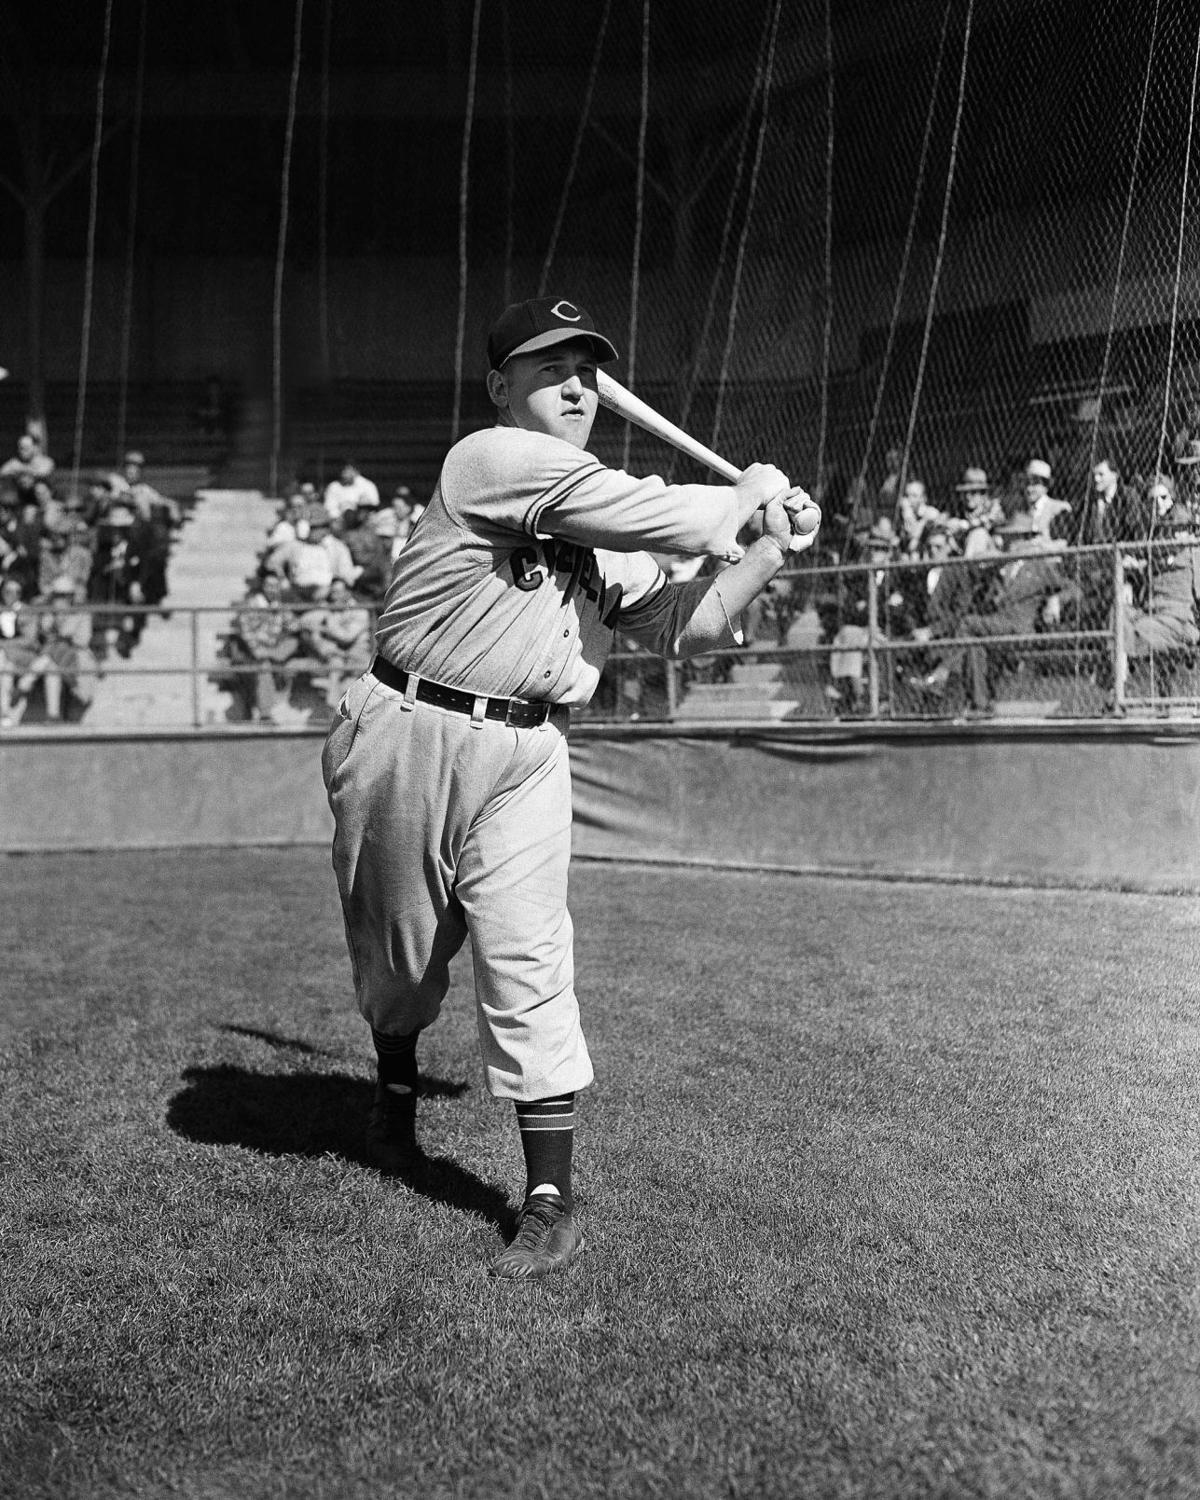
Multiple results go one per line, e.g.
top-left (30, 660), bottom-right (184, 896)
top-left (321, 671), bottom-right (594, 1102)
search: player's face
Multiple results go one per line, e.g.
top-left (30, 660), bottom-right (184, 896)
top-left (495, 341), bottom-right (600, 448)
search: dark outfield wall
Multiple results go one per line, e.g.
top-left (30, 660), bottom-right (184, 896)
top-left (1, 725), bottom-right (1198, 892)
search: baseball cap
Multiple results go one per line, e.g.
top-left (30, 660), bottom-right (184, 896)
top-left (1026, 458), bottom-right (1052, 482)
top-left (487, 297), bottom-right (619, 370)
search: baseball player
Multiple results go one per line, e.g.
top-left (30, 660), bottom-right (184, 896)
top-left (322, 296), bottom-right (819, 1279)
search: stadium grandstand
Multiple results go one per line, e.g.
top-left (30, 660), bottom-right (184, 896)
top-left (0, 0), bottom-right (1198, 883)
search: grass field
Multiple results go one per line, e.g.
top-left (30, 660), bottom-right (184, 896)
top-left (2, 848), bottom-right (1199, 1499)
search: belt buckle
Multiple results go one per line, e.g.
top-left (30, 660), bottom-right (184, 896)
top-left (503, 698), bottom-right (525, 728)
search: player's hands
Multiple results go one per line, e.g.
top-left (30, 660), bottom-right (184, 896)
top-left (736, 462), bottom-right (791, 510)
top-left (780, 486), bottom-right (821, 554)
top-left (761, 496), bottom-right (794, 556)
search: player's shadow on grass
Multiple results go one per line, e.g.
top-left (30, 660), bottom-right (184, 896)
top-left (167, 1064), bottom-right (510, 1229)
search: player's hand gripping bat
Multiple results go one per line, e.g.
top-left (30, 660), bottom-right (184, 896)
top-left (595, 370), bottom-right (821, 553)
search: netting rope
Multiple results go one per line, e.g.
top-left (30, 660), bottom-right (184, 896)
top-left (897, 0), bottom-right (976, 506)
top-left (711, 0), bottom-right (784, 459)
top-left (70, 0), bottom-right (114, 498)
top-left (813, 0), bottom-right (835, 517)
top-left (623, 0), bottom-right (652, 471)
top-left (1153, 14), bottom-right (1200, 497)
top-left (451, 0), bottom-right (483, 443)
top-left (115, 0), bottom-right (146, 463)
top-left (848, 0), bottom-right (953, 539)
top-left (671, 3), bottom-right (777, 481)
top-left (270, 0), bottom-right (304, 498)
top-left (538, 0), bottom-right (612, 298)
top-left (1090, 0), bottom-right (1161, 487)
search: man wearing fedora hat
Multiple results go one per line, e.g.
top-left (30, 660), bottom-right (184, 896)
top-left (952, 466), bottom-right (1003, 559)
top-left (322, 294), bottom-right (818, 1279)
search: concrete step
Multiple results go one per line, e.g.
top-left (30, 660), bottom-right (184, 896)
top-left (675, 698), bottom-right (801, 721)
top-left (682, 682), bottom-right (795, 702)
top-left (84, 488), bottom-right (281, 729)
top-left (729, 662), bottom-right (788, 684)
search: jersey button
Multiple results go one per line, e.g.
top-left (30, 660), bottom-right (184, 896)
top-left (562, 630), bottom-right (569, 638)
top-left (543, 670), bottom-right (551, 678)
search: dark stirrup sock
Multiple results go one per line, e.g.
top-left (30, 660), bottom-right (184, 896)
top-left (371, 1026), bottom-right (421, 1093)
top-left (514, 1093), bottom-right (576, 1210)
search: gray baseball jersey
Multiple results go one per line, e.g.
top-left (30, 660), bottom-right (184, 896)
top-left (374, 425), bottom-right (743, 705)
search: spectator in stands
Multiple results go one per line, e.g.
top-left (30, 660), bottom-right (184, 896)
top-left (370, 484), bottom-right (423, 564)
top-left (337, 506), bottom-right (392, 600)
top-left (896, 477), bottom-right (944, 556)
top-left (0, 576), bottom-right (47, 726)
top-left (876, 445), bottom-right (904, 526)
top-left (0, 433), bottom-right (55, 496)
top-left (1024, 458), bottom-right (1071, 542)
top-left (918, 511), bottom-right (1067, 714)
top-left (112, 451), bottom-right (181, 526)
top-left (38, 515), bottom-right (94, 601)
top-left (222, 571), bottom-right (303, 724)
top-left (29, 476), bottom-right (65, 532)
top-left (825, 516), bottom-right (904, 716)
top-left (908, 522), bottom-right (977, 636)
top-left (1118, 488), bottom-right (1199, 692)
top-left (88, 500), bottom-right (152, 661)
top-left (114, 450), bottom-right (179, 612)
top-left (268, 510), bottom-right (360, 602)
top-left (1052, 453), bottom-right (1140, 635)
top-left (296, 575), bottom-right (374, 707)
top-left (901, 522), bottom-right (979, 708)
top-left (323, 459), bottom-right (379, 520)
top-left (32, 577), bottom-right (97, 723)
top-left (952, 466), bottom-right (1004, 558)
top-left (81, 475), bottom-right (117, 529)
top-left (1175, 439), bottom-right (1200, 515)
top-left (265, 490), bottom-right (312, 552)
top-left (1172, 404), bottom-right (1200, 466)
top-left (1074, 454), bottom-right (1135, 546)
top-left (4, 497), bottom-right (44, 600)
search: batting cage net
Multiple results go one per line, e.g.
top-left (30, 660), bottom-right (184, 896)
top-left (4, 0), bottom-right (1200, 728)
top-left (438, 0), bottom-right (1200, 551)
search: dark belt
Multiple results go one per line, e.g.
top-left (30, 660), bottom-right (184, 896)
top-left (370, 655), bottom-right (559, 728)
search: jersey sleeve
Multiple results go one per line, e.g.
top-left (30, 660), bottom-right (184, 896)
top-left (601, 550), bottom-right (743, 657)
top-left (442, 427), bottom-right (741, 560)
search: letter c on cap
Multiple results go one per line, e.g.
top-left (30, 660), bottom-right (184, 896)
top-left (550, 301), bottom-right (582, 322)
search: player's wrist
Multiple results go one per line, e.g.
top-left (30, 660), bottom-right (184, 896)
top-left (755, 530), bottom-right (791, 565)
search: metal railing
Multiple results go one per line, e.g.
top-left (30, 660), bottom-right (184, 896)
top-left (1, 539), bottom-right (1197, 731)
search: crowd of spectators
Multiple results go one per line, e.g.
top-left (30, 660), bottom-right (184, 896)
top-left (0, 431), bottom-right (182, 727)
top-left (221, 460), bottom-right (422, 723)
top-left (788, 439), bottom-right (1200, 716)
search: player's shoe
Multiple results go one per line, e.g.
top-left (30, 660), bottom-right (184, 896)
top-left (489, 1194), bottom-right (584, 1280)
top-left (364, 1081), bottom-right (421, 1175)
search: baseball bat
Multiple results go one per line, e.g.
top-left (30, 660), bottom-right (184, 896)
top-left (595, 369), bottom-right (818, 552)
top-left (596, 370), bottom-right (742, 483)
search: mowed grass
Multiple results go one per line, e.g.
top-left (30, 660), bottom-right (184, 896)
top-left (2, 850), bottom-right (1199, 1500)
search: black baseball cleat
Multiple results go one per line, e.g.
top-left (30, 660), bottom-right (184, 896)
top-left (364, 1081), bottom-right (421, 1176)
top-left (489, 1194), bottom-right (584, 1280)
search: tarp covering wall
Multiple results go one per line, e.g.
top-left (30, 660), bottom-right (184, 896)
top-left (568, 729), bottom-right (1200, 892)
top-left (2, 727), bottom-right (1198, 892)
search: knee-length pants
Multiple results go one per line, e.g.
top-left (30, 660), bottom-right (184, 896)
top-left (321, 671), bottom-right (594, 1101)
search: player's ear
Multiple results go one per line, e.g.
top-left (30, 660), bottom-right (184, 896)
top-left (486, 368), bottom-right (509, 411)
